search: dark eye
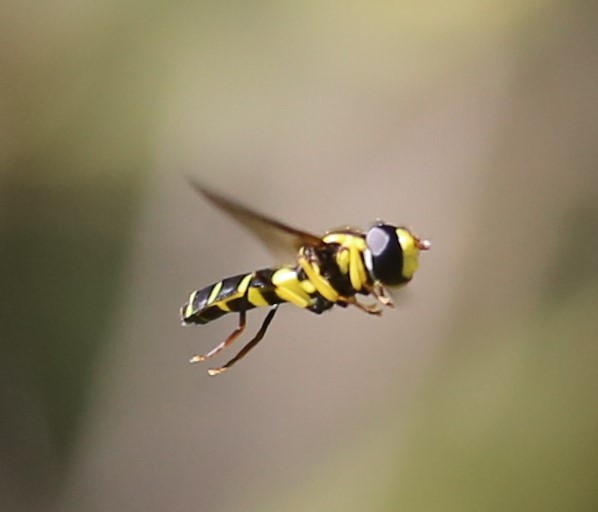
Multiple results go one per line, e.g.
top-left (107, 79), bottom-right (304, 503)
top-left (365, 224), bottom-right (406, 286)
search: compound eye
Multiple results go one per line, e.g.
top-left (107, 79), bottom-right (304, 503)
top-left (365, 224), bottom-right (405, 286)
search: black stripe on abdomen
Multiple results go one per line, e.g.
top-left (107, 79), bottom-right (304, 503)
top-left (181, 268), bottom-right (285, 325)
top-left (193, 304), bottom-right (228, 324)
top-left (182, 273), bottom-right (249, 325)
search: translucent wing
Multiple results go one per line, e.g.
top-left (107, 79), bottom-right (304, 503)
top-left (188, 178), bottom-right (326, 263)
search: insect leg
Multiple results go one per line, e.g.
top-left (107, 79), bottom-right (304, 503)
top-left (339, 295), bottom-right (383, 316)
top-left (207, 304), bottom-right (280, 376)
top-left (189, 310), bottom-right (247, 363)
top-left (368, 282), bottom-right (395, 308)
top-left (297, 254), bottom-right (339, 303)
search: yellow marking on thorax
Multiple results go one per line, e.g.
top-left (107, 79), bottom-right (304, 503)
top-left (396, 228), bottom-right (420, 279)
top-left (323, 233), bottom-right (367, 250)
top-left (324, 233), bottom-right (369, 292)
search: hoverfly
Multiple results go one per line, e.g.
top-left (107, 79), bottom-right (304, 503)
top-left (181, 180), bottom-right (430, 376)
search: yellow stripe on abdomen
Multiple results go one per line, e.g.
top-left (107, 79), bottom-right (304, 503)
top-left (247, 287), bottom-right (272, 307)
top-left (206, 282), bottom-right (223, 305)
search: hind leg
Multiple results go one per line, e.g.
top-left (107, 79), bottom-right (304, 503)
top-left (207, 305), bottom-right (279, 376)
top-left (189, 310), bottom-right (246, 363)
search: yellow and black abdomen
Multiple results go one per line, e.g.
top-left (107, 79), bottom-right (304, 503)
top-left (181, 269), bottom-right (283, 325)
top-left (181, 262), bottom-right (340, 326)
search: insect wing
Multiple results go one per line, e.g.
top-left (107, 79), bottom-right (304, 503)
top-left (188, 178), bottom-right (326, 262)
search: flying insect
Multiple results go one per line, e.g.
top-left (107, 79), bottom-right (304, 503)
top-left (181, 180), bottom-right (430, 376)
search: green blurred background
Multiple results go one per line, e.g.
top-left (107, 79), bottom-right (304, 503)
top-left (2, 1), bottom-right (598, 511)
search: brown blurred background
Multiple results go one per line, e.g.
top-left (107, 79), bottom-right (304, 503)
top-left (2, 1), bottom-right (598, 511)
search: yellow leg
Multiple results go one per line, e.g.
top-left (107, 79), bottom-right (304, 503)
top-left (297, 255), bottom-right (339, 303)
top-left (349, 244), bottom-right (368, 292)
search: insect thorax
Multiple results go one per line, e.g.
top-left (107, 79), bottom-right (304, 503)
top-left (305, 234), bottom-right (373, 298)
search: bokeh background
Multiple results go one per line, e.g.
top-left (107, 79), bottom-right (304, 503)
top-left (2, 1), bottom-right (598, 511)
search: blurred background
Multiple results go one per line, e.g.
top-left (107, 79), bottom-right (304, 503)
top-left (2, 1), bottom-right (598, 511)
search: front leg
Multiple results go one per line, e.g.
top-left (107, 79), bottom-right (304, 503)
top-left (368, 282), bottom-right (395, 308)
top-left (338, 295), bottom-right (383, 316)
